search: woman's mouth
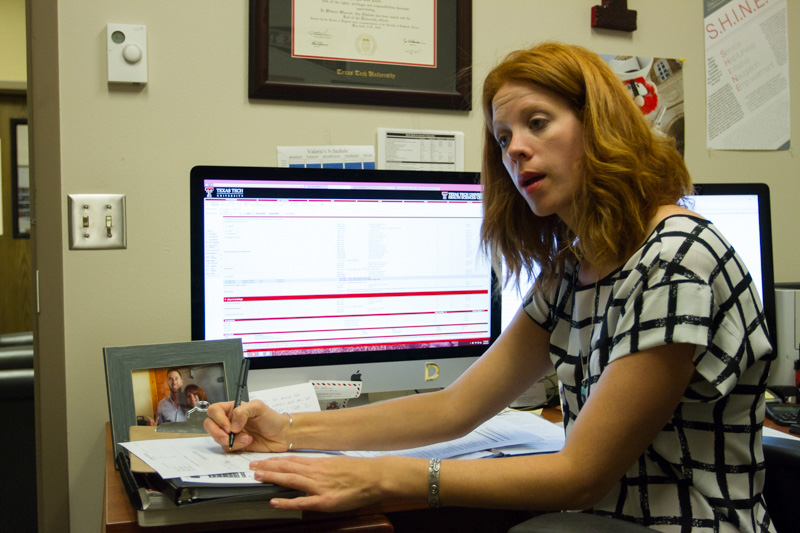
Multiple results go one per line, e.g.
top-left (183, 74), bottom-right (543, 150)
top-left (519, 172), bottom-right (545, 193)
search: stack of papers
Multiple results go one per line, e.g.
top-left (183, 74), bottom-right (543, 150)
top-left (117, 381), bottom-right (565, 527)
top-left (121, 409), bottom-right (565, 482)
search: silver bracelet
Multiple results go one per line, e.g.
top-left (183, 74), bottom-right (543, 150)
top-left (283, 412), bottom-right (293, 450)
top-left (428, 458), bottom-right (441, 508)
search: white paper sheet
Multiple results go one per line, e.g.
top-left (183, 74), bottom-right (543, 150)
top-left (292, 0), bottom-right (435, 67)
top-left (704, 0), bottom-right (790, 150)
top-left (311, 380), bottom-right (362, 400)
top-left (763, 426), bottom-right (800, 441)
top-left (121, 410), bottom-right (564, 479)
top-left (180, 470), bottom-right (260, 485)
top-left (247, 382), bottom-right (321, 414)
top-left (343, 410), bottom-right (564, 459)
top-left (276, 145), bottom-right (375, 169)
top-left (377, 128), bottom-right (464, 171)
top-left (121, 437), bottom-right (333, 480)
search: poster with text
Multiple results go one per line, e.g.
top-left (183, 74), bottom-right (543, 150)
top-left (704, 0), bottom-right (790, 150)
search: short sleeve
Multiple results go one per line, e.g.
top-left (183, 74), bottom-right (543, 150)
top-left (609, 279), bottom-right (714, 361)
top-left (523, 285), bottom-right (554, 331)
top-left (607, 219), bottom-right (772, 399)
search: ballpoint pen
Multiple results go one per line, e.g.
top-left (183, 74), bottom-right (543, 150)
top-left (229, 358), bottom-right (250, 450)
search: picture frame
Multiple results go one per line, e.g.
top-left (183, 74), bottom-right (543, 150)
top-left (103, 339), bottom-right (247, 459)
top-left (10, 118), bottom-right (30, 239)
top-left (248, 0), bottom-right (472, 110)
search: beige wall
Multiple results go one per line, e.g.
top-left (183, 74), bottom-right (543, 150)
top-left (29, 1), bottom-right (800, 531)
top-left (0, 0), bottom-right (27, 83)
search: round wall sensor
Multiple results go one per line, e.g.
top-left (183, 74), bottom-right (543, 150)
top-left (123, 44), bottom-right (142, 63)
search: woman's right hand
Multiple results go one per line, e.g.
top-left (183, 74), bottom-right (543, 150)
top-left (203, 399), bottom-right (290, 453)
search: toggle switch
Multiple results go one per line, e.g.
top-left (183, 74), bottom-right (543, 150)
top-left (68, 194), bottom-right (127, 250)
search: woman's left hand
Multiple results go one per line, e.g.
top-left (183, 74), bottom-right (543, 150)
top-left (251, 455), bottom-right (417, 512)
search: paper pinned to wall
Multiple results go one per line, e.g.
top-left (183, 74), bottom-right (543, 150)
top-left (277, 145), bottom-right (375, 169)
top-left (377, 128), bottom-right (464, 171)
top-left (703, 0), bottom-right (790, 150)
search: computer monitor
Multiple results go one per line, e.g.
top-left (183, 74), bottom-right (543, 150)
top-left (684, 182), bottom-right (776, 349)
top-left (499, 183), bottom-right (776, 354)
top-left (190, 166), bottom-right (500, 394)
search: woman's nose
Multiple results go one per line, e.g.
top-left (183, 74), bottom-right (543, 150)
top-left (506, 135), bottom-right (530, 160)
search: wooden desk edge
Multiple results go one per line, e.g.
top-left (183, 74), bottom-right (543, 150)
top-left (108, 408), bottom-right (790, 532)
top-left (104, 423), bottom-right (406, 532)
top-left (105, 422), bottom-right (138, 530)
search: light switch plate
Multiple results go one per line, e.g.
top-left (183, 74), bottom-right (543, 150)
top-left (107, 23), bottom-right (147, 83)
top-left (68, 194), bottom-right (127, 250)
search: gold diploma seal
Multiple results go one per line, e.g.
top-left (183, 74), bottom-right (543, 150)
top-left (424, 362), bottom-right (440, 382)
top-left (355, 34), bottom-right (377, 57)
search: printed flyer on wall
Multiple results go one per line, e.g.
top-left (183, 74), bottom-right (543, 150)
top-left (704, 0), bottom-right (790, 150)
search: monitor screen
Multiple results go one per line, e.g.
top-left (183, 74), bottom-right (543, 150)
top-left (190, 166), bottom-right (500, 393)
top-left (685, 182), bottom-right (775, 346)
top-left (499, 183), bottom-right (776, 351)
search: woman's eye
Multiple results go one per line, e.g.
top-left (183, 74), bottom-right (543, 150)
top-left (529, 118), bottom-right (547, 130)
top-left (496, 135), bottom-right (510, 150)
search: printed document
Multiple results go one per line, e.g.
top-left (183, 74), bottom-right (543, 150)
top-left (704, 0), bottom-right (790, 149)
top-left (121, 410), bottom-right (565, 480)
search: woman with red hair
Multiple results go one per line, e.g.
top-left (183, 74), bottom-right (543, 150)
top-left (205, 43), bottom-right (774, 533)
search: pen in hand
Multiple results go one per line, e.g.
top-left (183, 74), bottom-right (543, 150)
top-left (229, 358), bottom-right (250, 451)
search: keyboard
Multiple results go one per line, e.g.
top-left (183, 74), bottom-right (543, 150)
top-left (765, 403), bottom-right (800, 426)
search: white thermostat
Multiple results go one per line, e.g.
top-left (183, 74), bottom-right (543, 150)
top-left (107, 23), bottom-right (147, 84)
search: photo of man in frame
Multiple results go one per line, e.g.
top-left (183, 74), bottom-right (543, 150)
top-left (156, 367), bottom-right (187, 424)
top-left (132, 363), bottom-right (226, 427)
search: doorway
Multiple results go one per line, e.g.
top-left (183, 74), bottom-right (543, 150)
top-left (0, 92), bottom-right (31, 335)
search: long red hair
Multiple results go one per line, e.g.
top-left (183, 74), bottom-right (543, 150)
top-left (480, 42), bottom-right (691, 292)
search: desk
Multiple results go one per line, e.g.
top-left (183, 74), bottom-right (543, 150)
top-left (764, 416), bottom-right (796, 435)
top-left (103, 408), bottom-right (565, 532)
top-left (104, 407), bottom-right (794, 532)
top-left (102, 422), bottom-right (399, 533)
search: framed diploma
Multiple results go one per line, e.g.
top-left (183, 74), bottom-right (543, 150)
top-left (249, 0), bottom-right (472, 110)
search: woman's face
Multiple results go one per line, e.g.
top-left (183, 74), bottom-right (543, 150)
top-left (491, 80), bottom-right (585, 228)
top-left (188, 393), bottom-right (200, 407)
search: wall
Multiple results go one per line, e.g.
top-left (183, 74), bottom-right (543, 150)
top-left (29, 1), bottom-right (800, 531)
top-left (0, 0), bottom-right (26, 83)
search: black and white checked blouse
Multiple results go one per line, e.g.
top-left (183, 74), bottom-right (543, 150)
top-left (524, 215), bottom-right (775, 533)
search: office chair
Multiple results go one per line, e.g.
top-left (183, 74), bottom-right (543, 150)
top-left (0, 344), bottom-right (37, 532)
top-left (509, 436), bottom-right (800, 533)
top-left (508, 512), bottom-right (654, 532)
top-left (762, 436), bottom-right (800, 533)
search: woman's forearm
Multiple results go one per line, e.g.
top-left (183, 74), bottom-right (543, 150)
top-left (284, 388), bottom-right (475, 452)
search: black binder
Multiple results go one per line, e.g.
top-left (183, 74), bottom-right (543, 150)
top-left (117, 450), bottom-right (301, 507)
top-left (115, 452), bottom-right (145, 511)
top-left (146, 472), bottom-right (303, 506)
